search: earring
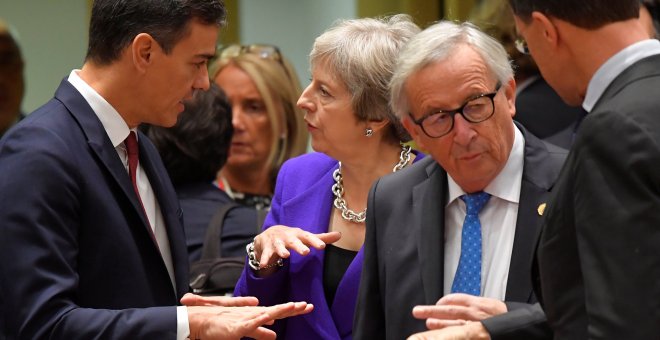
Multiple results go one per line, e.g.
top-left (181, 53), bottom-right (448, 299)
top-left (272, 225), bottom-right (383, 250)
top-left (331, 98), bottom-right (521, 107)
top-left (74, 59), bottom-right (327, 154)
top-left (365, 127), bottom-right (374, 137)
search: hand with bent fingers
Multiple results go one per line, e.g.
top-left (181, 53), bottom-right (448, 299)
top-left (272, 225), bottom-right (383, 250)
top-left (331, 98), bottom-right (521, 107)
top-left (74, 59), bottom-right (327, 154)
top-left (181, 293), bottom-right (259, 307)
top-left (187, 301), bottom-right (314, 340)
top-left (252, 225), bottom-right (341, 276)
top-left (412, 293), bottom-right (507, 329)
top-left (407, 322), bottom-right (490, 340)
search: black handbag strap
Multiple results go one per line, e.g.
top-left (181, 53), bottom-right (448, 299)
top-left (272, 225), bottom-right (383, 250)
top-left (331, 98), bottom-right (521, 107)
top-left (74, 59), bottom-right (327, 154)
top-left (200, 203), bottom-right (239, 260)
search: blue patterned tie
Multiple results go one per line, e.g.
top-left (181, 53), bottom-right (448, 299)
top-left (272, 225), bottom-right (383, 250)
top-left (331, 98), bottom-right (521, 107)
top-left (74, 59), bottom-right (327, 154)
top-left (451, 191), bottom-right (491, 295)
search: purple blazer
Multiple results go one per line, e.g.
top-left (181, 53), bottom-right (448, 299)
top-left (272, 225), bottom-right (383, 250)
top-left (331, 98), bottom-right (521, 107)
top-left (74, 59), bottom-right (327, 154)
top-left (234, 151), bottom-right (423, 340)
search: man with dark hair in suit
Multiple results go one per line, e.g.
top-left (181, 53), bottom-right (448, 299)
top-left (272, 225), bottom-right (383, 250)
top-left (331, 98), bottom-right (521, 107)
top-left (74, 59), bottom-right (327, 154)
top-left (0, 18), bottom-right (25, 137)
top-left (0, 1), bottom-right (310, 339)
top-left (507, 0), bottom-right (660, 339)
top-left (354, 20), bottom-right (565, 340)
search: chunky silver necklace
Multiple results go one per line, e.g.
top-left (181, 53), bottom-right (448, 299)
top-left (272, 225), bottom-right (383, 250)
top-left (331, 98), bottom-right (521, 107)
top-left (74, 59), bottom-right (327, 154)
top-left (332, 144), bottom-right (412, 223)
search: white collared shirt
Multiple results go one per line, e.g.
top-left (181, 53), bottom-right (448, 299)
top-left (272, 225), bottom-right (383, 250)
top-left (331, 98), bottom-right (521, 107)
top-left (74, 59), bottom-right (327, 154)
top-left (584, 39), bottom-right (660, 112)
top-left (67, 70), bottom-right (189, 340)
top-left (443, 124), bottom-right (524, 299)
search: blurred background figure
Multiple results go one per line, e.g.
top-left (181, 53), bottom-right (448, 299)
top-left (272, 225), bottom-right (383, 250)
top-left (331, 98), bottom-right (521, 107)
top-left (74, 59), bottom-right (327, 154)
top-left (0, 18), bottom-right (25, 138)
top-left (146, 84), bottom-right (258, 262)
top-left (470, 0), bottom-right (583, 149)
top-left (640, 0), bottom-right (660, 38)
top-left (210, 44), bottom-right (308, 227)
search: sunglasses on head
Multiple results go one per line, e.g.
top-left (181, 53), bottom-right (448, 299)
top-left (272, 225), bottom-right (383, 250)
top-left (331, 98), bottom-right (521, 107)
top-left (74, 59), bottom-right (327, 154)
top-left (218, 44), bottom-right (291, 80)
top-left (220, 44), bottom-right (284, 62)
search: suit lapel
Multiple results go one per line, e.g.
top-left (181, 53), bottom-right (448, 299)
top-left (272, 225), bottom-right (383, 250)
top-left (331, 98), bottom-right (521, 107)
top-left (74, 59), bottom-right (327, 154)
top-left (281, 162), bottom-right (340, 339)
top-left (138, 132), bottom-right (189, 297)
top-left (506, 177), bottom-right (547, 301)
top-left (55, 80), bottom-right (182, 296)
top-left (280, 162), bottom-right (336, 234)
top-left (415, 161), bottom-right (448, 304)
top-left (506, 126), bottom-right (563, 302)
top-left (54, 80), bottom-right (152, 232)
top-left (331, 248), bottom-right (364, 338)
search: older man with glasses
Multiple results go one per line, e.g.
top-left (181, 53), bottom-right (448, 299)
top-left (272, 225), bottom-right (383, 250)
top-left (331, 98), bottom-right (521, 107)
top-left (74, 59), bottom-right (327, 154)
top-left (354, 20), bottom-right (565, 340)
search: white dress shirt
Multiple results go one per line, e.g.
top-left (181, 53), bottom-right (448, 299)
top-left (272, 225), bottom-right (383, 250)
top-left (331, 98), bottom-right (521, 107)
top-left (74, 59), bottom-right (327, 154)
top-left (444, 124), bottom-right (524, 299)
top-left (67, 70), bottom-right (189, 340)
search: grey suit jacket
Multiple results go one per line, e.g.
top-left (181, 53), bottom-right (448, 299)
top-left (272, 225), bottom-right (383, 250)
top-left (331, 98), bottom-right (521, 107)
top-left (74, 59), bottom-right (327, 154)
top-left (354, 126), bottom-right (565, 340)
top-left (536, 54), bottom-right (660, 339)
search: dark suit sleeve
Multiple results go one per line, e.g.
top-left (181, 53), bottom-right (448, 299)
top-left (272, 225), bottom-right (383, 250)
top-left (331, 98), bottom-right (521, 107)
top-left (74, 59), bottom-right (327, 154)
top-left (482, 303), bottom-right (551, 340)
top-left (571, 108), bottom-right (660, 338)
top-left (0, 127), bottom-right (177, 339)
top-left (353, 178), bottom-right (387, 340)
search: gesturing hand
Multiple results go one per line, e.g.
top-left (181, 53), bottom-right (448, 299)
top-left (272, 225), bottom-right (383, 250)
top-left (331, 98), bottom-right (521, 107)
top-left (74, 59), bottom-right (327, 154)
top-left (180, 293), bottom-right (259, 307)
top-left (412, 293), bottom-right (507, 329)
top-left (252, 225), bottom-right (341, 274)
top-left (407, 322), bottom-right (490, 340)
top-left (187, 301), bottom-right (314, 340)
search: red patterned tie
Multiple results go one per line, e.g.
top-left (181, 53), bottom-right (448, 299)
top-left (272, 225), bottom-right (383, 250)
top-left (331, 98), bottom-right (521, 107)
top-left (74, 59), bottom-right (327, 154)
top-left (125, 131), bottom-right (141, 199)
top-left (125, 131), bottom-right (158, 245)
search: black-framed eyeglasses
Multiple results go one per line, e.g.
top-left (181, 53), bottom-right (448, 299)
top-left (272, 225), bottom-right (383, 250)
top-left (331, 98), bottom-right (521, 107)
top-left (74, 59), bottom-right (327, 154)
top-left (408, 82), bottom-right (502, 138)
top-left (515, 38), bottom-right (529, 55)
top-left (218, 44), bottom-right (291, 80)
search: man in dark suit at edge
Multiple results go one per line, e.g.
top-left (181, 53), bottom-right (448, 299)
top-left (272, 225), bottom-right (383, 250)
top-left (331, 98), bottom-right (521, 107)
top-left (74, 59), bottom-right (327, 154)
top-left (354, 21), bottom-right (564, 340)
top-left (0, 1), bottom-right (311, 339)
top-left (508, 0), bottom-right (660, 338)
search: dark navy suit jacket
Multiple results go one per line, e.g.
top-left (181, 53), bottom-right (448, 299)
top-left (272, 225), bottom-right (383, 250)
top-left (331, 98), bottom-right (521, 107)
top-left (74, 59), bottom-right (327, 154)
top-left (0, 79), bottom-right (189, 339)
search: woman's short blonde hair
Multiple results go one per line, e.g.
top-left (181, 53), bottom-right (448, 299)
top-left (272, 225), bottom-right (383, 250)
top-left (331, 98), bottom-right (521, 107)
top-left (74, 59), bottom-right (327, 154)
top-left (209, 46), bottom-right (308, 183)
top-left (309, 14), bottom-right (420, 142)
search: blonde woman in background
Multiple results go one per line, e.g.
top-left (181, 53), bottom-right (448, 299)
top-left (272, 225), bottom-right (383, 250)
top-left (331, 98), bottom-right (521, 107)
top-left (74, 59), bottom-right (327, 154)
top-left (210, 45), bottom-right (308, 227)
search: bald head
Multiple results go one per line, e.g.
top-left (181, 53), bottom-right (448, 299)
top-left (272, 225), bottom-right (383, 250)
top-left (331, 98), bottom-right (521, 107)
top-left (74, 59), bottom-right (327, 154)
top-left (0, 18), bottom-right (25, 134)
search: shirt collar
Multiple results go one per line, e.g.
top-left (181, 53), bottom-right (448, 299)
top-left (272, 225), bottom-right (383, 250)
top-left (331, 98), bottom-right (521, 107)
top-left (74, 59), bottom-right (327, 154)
top-left (67, 69), bottom-right (131, 147)
top-left (447, 123), bottom-right (524, 205)
top-left (583, 39), bottom-right (660, 112)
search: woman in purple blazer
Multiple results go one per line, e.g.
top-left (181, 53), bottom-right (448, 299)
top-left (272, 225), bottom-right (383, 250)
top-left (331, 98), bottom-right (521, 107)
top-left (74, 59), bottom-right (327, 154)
top-left (234, 15), bottom-right (423, 339)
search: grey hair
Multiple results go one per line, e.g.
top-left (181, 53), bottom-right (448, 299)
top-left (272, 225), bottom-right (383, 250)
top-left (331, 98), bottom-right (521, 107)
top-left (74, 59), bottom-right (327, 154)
top-left (390, 20), bottom-right (514, 118)
top-left (310, 14), bottom-right (421, 142)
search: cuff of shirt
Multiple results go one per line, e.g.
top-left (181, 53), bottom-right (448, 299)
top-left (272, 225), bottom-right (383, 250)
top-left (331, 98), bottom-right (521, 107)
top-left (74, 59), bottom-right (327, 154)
top-left (176, 305), bottom-right (190, 340)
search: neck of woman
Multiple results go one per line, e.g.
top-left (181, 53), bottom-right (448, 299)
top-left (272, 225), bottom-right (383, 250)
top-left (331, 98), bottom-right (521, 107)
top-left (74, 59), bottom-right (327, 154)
top-left (218, 166), bottom-right (273, 196)
top-left (338, 140), bottom-right (409, 212)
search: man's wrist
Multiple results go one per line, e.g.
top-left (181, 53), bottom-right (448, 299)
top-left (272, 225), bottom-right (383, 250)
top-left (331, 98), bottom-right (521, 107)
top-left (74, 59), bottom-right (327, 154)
top-left (177, 305), bottom-right (190, 340)
top-left (467, 321), bottom-right (491, 340)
